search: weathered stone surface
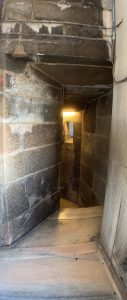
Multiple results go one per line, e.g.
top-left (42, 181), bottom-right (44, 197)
top-left (83, 102), bottom-right (97, 133)
top-left (82, 133), bottom-right (94, 153)
top-left (96, 92), bottom-right (113, 117)
top-left (96, 116), bottom-right (111, 136)
top-left (95, 136), bottom-right (110, 159)
top-left (7, 191), bottom-right (60, 245)
top-left (81, 150), bottom-right (94, 169)
top-left (39, 64), bottom-right (112, 86)
top-left (4, 0), bottom-right (33, 21)
top-left (36, 37), bottom-right (110, 61)
top-left (3, 95), bottom-right (62, 123)
top-left (80, 93), bottom-right (112, 206)
top-left (93, 155), bottom-right (108, 180)
top-left (34, 3), bottom-right (98, 25)
top-left (2, 123), bottom-right (61, 153)
top-left (92, 174), bottom-right (106, 203)
top-left (4, 143), bottom-right (61, 183)
top-left (80, 178), bottom-right (92, 206)
top-left (2, 165), bottom-right (59, 222)
top-left (4, 66), bottom-right (61, 102)
top-left (0, 56), bottom-right (62, 246)
top-left (80, 163), bottom-right (93, 188)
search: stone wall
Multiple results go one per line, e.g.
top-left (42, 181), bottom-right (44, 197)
top-left (0, 56), bottom-right (62, 246)
top-left (80, 92), bottom-right (112, 207)
top-left (101, 1), bottom-right (127, 289)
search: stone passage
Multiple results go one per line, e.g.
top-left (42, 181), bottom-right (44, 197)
top-left (61, 111), bottom-right (82, 203)
top-left (0, 59), bottom-right (62, 246)
top-left (80, 91), bottom-right (113, 206)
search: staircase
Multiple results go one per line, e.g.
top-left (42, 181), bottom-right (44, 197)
top-left (1, 0), bottom-right (113, 108)
top-left (0, 206), bottom-right (121, 299)
top-left (1, 0), bottom-right (112, 63)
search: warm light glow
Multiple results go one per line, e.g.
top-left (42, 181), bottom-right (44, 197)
top-left (63, 111), bottom-right (76, 117)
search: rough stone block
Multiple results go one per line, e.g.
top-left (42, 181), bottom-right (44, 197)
top-left (81, 150), bottom-right (94, 169)
top-left (4, 66), bottom-right (61, 103)
top-left (64, 24), bottom-right (102, 38)
top-left (5, 0), bottom-right (33, 21)
top-left (96, 92), bottom-right (113, 117)
top-left (80, 178), bottom-right (92, 207)
top-left (2, 165), bottom-right (59, 221)
top-left (36, 37), bottom-right (110, 61)
top-left (92, 174), bottom-right (106, 203)
top-left (3, 94), bottom-right (62, 123)
top-left (7, 191), bottom-right (60, 245)
top-left (82, 133), bottom-right (94, 153)
top-left (96, 116), bottom-right (111, 136)
top-left (2, 123), bottom-right (61, 153)
top-left (34, 3), bottom-right (98, 25)
top-left (95, 135), bottom-right (110, 159)
top-left (93, 155), bottom-right (108, 180)
top-left (4, 144), bottom-right (61, 183)
top-left (80, 162), bottom-right (93, 188)
top-left (83, 102), bottom-right (97, 133)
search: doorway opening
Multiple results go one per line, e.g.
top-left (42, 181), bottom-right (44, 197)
top-left (61, 109), bottom-right (82, 208)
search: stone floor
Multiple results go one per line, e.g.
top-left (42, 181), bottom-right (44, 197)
top-left (0, 204), bottom-right (121, 299)
top-left (60, 198), bottom-right (79, 208)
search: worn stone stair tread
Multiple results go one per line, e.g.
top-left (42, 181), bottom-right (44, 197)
top-left (0, 242), bottom-right (98, 261)
top-left (13, 216), bottom-right (102, 249)
top-left (0, 254), bottom-right (117, 299)
top-left (47, 206), bottom-right (103, 220)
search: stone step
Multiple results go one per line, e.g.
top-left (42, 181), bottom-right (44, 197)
top-left (3, 1), bottom-right (103, 25)
top-left (47, 205), bottom-right (103, 220)
top-left (0, 21), bottom-right (107, 39)
top-left (34, 2), bottom-right (100, 25)
top-left (3, 36), bottom-right (111, 65)
top-left (0, 253), bottom-right (119, 299)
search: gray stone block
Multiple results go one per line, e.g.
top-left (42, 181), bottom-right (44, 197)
top-left (64, 24), bottom-right (102, 38)
top-left (7, 191), bottom-right (60, 245)
top-left (96, 116), bottom-right (111, 136)
top-left (80, 162), bottom-right (93, 188)
top-left (3, 123), bottom-right (61, 153)
top-left (4, 144), bottom-right (61, 183)
top-left (4, 94), bottom-right (62, 123)
top-left (34, 2), bottom-right (98, 25)
top-left (5, 0), bottom-right (33, 21)
top-left (80, 178), bottom-right (92, 206)
top-left (2, 165), bottom-right (59, 221)
top-left (81, 150), bottom-right (94, 169)
top-left (95, 135), bottom-right (110, 159)
top-left (36, 37), bottom-right (110, 61)
top-left (93, 155), bottom-right (108, 180)
top-left (92, 174), bottom-right (106, 203)
top-left (82, 133), bottom-right (94, 153)
top-left (83, 102), bottom-right (97, 133)
top-left (96, 92), bottom-right (113, 117)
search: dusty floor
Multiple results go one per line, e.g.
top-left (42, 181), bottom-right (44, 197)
top-left (0, 202), bottom-right (121, 299)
